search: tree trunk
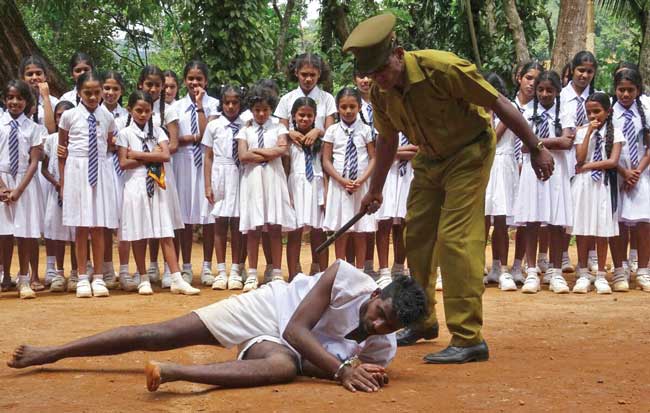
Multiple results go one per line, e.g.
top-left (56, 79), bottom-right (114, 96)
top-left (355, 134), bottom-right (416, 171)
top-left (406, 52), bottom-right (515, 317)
top-left (485, 0), bottom-right (497, 38)
top-left (273, 0), bottom-right (297, 74)
top-left (639, 8), bottom-right (650, 92)
top-left (464, 0), bottom-right (481, 68)
top-left (551, 0), bottom-right (587, 73)
top-left (503, 0), bottom-right (530, 64)
top-left (586, 0), bottom-right (595, 53)
top-left (0, 0), bottom-right (67, 96)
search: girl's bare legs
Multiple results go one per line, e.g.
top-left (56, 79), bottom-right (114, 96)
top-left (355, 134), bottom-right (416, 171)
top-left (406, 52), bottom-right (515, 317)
top-left (334, 234), bottom-right (349, 261)
top-left (393, 222), bottom-right (406, 265)
top-left (376, 219), bottom-right (392, 270)
top-left (214, 218), bottom-right (228, 264)
top-left (24, 238), bottom-right (40, 284)
top-left (132, 239), bottom-right (148, 279)
top-left (353, 233), bottom-right (367, 269)
top-left (596, 237), bottom-right (609, 272)
top-left (287, 227), bottom-right (303, 280)
top-left (310, 228), bottom-right (328, 272)
top-left (0, 235), bottom-right (14, 288)
top-left (247, 230), bottom-right (261, 270)
top-left (269, 225), bottom-right (283, 274)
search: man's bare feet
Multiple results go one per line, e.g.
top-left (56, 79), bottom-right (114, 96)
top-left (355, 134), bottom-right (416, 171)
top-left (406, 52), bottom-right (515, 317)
top-left (7, 345), bottom-right (56, 369)
top-left (145, 361), bottom-right (164, 392)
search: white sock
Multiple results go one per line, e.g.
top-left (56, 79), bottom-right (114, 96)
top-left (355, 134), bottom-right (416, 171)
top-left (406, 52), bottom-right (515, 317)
top-left (203, 261), bottom-right (211, 270)
top-left (272, 268), bottom-right (282, 276)
top-left (216, 262), bottom-right (226, 272)
top-left (149, 261), bottom-right (159, 269)
top-left (588, 250), bottom-right (597, 259)
top-left (622, 260), bottom-right (629, 269)
top-left (247, 269), bottom-right (258, 279)
top-left (491, 259), bottom-right (501, 270)
top-left (171, 272), bottom-right (184, 284)
top-left (512, 258), bottom-right (522, 270)
top-left (18, 274), bottom-right (29, 284)
top-left (93, 273), bottom-right (104, 281)
top-left (79, 274), bottom-right (90, 281)
top-left (630, 249), bottom-right (638, 260)
top-left (538, 253), bottom-right (548, 261)
top-left (46, 256), bottom-right (56, 269)
top-left (379, 267), bottom-right (391, 277)
top-left (182, 263), bottom-right (192, 271)
top-left (119, 264), bottom-right (128, 274)
top-left (164, 263), bottom-right (170, 273)
top-left (231, 263), bottom-right (240, 273)
top-left (562, 251), bottom-right (569, 261)
top-left (526, 268), bottom-right (537, 278)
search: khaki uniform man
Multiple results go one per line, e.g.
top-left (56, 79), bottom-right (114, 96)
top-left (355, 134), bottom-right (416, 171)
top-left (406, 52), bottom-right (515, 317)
top-left (345, 14), bottom-right (554, 363)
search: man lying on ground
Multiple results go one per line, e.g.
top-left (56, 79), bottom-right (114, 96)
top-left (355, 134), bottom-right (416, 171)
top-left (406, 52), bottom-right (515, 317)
top-left (8, 260), bottom-right (426, 393)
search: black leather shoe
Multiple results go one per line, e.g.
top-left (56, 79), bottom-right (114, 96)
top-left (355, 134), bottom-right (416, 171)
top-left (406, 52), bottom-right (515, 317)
top-left (396, 323), bottom-right (439, 346)
top-left (423, 341), bottom-right (489, 364)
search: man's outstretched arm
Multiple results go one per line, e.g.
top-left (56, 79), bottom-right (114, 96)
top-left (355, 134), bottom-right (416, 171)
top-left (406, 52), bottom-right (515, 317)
top-left (282, 261), bottom-right (384, 392)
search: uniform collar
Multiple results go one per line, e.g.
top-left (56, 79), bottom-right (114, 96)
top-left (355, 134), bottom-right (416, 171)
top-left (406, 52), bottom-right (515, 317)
top-left (2, 112), bottom-right (28, 126)
top-left (253, 118), bottom-right (273, 130)
top-left (340, 118), bottom-right (361, 132)
top-left (128, 119), bottom-right (152, 138)
top-left (614, 101), bottom-right (639, 119)
top-left (565, 81), bottom-right (590, 101)
top-left (181, 94), bottom-right (204, 112)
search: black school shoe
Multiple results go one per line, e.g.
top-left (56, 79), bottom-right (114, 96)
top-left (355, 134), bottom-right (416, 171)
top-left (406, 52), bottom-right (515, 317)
top-left (396, 323), bottom-right (439, 346)
top-left (423, 341), bottom-right (489, 364)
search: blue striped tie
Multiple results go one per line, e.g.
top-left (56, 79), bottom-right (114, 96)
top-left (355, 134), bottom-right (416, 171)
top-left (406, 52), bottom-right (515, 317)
top-left (88, 113), bottom-right (98, 187)
top-left (112, 151), bottom-right (123, 177)
top-left (536, 111), bottom-right (550, 139)
top-left (514, 106), bottom-right (525, 162)
top-left (366, 104), bottom-right (377, 140)
top-left (343, 127), bottom-right (358, 180)
top-left (228, 122), bottom-right (240, 168)
top-left (257, 126), bottom-right (267, 167)
top-left (398, 133), bottom-right (409, 176)
top-left (576, 97), bottom-right (587, 127)
top-left (623, 109), bottom-right (639, 168)
top-left (304, 146), bottom-right (314, 181)
top-left (142, 138), bottom-right (155, 198)
top-left (9, 120), bottom-right (19, 177)
top-left (591, 131), bottom-right (603, 181)
top-left (190, 105), bottom-right (202, 168)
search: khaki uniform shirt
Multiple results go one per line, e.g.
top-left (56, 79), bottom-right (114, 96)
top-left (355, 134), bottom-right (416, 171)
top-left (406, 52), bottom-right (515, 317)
top-left (370, 50), bottom-right (499, 160)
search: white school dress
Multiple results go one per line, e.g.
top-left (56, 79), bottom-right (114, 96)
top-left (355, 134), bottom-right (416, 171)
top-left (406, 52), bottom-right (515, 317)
top-left (59, 104), bottom-right (118, 228)
top-left (35, 94), bottom-right (60, 212)
top-left (274, 86), bottom-right (337, 131)
top-left (201, 115), bottom-right (244, 219)
top-left (358, 98), bottom-right (377, 140)
top-left (288, 135), bottom-right (325, 229)
top-left (485, 113), bottom-right (518, 220)
top-left (376, 132), bottom-right (413, 222)
top-left (0, 113), bottom-right (46, 238)
top-left (116, 122), bottom-right (180, 241)
top-left (560, 82), bottom-right (595, 179)
top-left (60, 88), bottom-right (79, 106)
top-left (43, 133), bottom-right (75, 241)
top-left (322, 120), bottom-right (377, 233)
top-left (103, 103), bottom-right (129, 219)
top-left (571, 125), bottom-right (624, 237)
top-left (613, 100), bottom-right (650, 223)
top-left (514, 104), bottom-right (573, 227)
top-left (172, 94), bottom-right (219, 225)
top-left (238, 119), bottom-right (296, 233)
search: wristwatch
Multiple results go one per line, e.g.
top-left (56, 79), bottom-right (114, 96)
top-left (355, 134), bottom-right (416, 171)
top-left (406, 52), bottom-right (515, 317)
top-left (533, 140), bottom-right (545, 153)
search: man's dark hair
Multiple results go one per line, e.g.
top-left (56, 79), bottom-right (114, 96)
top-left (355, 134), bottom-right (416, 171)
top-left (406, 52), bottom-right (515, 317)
top-left (380, 276), bottom-right (427, 326)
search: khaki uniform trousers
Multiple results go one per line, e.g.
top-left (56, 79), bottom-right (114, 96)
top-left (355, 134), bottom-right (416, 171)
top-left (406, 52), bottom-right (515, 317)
top-left (405, 130), bottom-right (495, 347)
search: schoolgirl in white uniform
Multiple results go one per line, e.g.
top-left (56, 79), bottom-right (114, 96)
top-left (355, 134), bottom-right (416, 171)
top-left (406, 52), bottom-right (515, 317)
top-left (137, 65), bottom-right (184, 288)
top-left (610, 68), bottom-right (650, 292)
top-left (202, 85), bottom-right (246, 290)
top-left (238, 84), bottom-right (296, 292)
top-left (571, 92), bottom-right (624, 294)
top-left (59, 52), bottom-right (94, 106)
top-left (560, 51), bottom-right (600, 273)
top-left (58, 71), bottom-right (118, 298)
top-left (515, 71), bottom-right (574, 294)
top-left (117, 91), bottom-right (200, 296)
top-left (41, 100), bottom-right (77, 292)
top-left (0, 80), bottom-right (46, 299)
top-left (322, 87), bottom-right (376, 270)
top-left (173, 60), bottom-right (219, 286)
top-left (285, 97), bottom-right (327, 281)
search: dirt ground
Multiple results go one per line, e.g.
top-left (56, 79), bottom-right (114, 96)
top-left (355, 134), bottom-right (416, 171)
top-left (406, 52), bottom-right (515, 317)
top-left (1, 242), bottom-right (650, 412)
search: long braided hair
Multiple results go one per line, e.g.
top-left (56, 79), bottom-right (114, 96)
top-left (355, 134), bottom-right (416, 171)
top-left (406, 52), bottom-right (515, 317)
top-left (512, 61), bottom-right (544, 101)
top-left (19, 55), bottom-right (49, 124)
top-left (531, 70), bottom-right (563, 137)
top-left (612, 68), bottom-right (648, 145)
top-left (586, 91), bottom-right (617, 211)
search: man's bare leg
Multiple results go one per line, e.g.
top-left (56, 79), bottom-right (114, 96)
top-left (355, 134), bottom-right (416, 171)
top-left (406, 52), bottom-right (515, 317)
top-left (146, 340), bottom-right (298, 391)
top-left (8, 313), bottom-right (216, 369)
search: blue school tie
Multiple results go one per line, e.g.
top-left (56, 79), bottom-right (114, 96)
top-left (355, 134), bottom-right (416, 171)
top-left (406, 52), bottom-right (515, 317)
top-left (576, 96), bottom-right (587, 127)
top-left (257, 126), bottom-right (267, 167)
top-left (112, 151), bottom-right (123, 177)
top-left (366, 104), bottom-right (373, 126)
top-left (623, 109), bottom-right (639, 168)
top-left (190, 104), bottom-right (202, 168)
top-left (304, 146), bottom-right (314, 182)
top-left (513, 105), bottom-right (525, 162)
top-left (8, 120), bottom-right (19, 177)
top-left (398, 133), bottom-right (409, 176)
top-left (536, 111), bottom-right (550, 139)
top-left (343, 127), bottom-right (358, 180)
top-left (141, 137), bottom-right (155, 198)
top-left (228, 122), bottom-right (240, 168)
top-left (591, 131), bottom-right (603, 181)
top-left (88, 113), bottom-right (98, 187)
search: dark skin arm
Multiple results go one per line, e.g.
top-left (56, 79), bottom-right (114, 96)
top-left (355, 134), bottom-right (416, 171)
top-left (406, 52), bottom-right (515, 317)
top-left (282, 262), bottom-right (385, 393)
top-left (8, 144), bottom-right (42, 202)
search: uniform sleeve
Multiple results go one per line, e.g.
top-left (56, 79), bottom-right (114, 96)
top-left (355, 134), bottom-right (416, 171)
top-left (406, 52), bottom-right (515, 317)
top-left (106, 115), bottom-right (117, 137)
top-left (330, 260), bottom-right (378, 307)
top-left (274, 93), bottom-right (290, 120)
top-left (206, 97), bottom-right (220, 117)
top-left (613, 127), bottom-right (626, 144)
top-left (443, 57), bottom-right (499, 107)
top-left (574, 127), bottom-right (587, 145)
top-left (362, 125), bottom-right (373, 145)
top-left (32, 125), bottom-right (48, 147)
top-left (323, 92), bottom-right (337, 117)
top-left (201, 122), bottom-right (218, 147)
top-left (59, 109), bottom-right (72, 131)
top-left (322, 124), bottom-right (336, 143)
top-left (115, 130), bottom-right (129, 148)
top-left (277, 123), bottom-right (289, 135)
top-left (358, 335), bottom-right (397, 367)
top-left (164, 102), bottom-right (179, 125)
top-left (237, 127), bottom-right (249, 141)
top-left (156, 127), bottom-right (169, 144)
top-left (560, 103), bottom-right (576, 129)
